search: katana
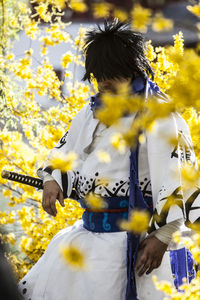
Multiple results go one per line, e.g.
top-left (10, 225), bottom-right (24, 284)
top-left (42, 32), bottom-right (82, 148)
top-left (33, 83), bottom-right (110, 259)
top-left (1, 170), bottom-right (43, 189)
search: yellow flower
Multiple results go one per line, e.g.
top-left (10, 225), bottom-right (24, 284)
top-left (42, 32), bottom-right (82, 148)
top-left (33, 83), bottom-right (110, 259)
top-left (187, 4), bottom-right (200, 18)
top-left (152, 13), bottom-right (173, 32)
top-left (119, 210), bottom-right (150, 233)
top-left (181, 164), bottom-right (200, 190)
top-left (10, 17), bottom-right (19, 28)
top-left (53, 0), bottom-right (66, 10)
top-left (70, 0), bottom-right (88, 13)
top-left (153, 276), bottom-right (175, 295)
top-left (6, 53), bottom-right (15, 60)
top-left (60, 244), bottom-right (87, 270)
top-left (41, 36), bottom-right (54, 46)
top-left (113, 9), bottom-right (128, 22)
top-left (145, 40), bottom-right (156, 62)
top-left (6, 233), bottom-right (16, 245)
top-left (18, 2), bottom-right (28, 14)
top-left (96, 150), bottom-right (111, 163)
top-left (40, 46), bottom-right (48, 56)
top-left (111, 133), bottom-right (126, 154)
top-left (131, 4), bottom-right (152, 32)
top-left (85, 194), bottom-right (107, 210)
top-left (3, 189), bottom-right (11, 198)
top-left (61, 52), bottom-right (73, 68)
top-left (92, 2), bottom-right (113, 19)
top-left (173, 31), bottom-right (184, 56)
top-left (138, 133), bottom-right (146, 144)
top-left (24, 18), bottom-right (39, 40)
top-left (173, 231), bottom-right (181, 244)
top-left (49, 151), bottom-right (78, 172)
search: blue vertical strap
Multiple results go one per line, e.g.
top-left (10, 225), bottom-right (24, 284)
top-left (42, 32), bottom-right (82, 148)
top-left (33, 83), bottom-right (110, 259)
top-left (125, 143), bottom-right (153, 300)
top-left (170, 248), bottom-right (196, 290)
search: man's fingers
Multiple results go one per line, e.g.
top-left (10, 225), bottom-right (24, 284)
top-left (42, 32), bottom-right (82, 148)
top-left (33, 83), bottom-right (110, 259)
top-left (137, 258), bottom-right (152, 277)
top-left (43, 196), bottom-right (54, 216)
top-left (146, 261), bottom-right (158, 275)
top-left (58, 191), bottom-right (65, 207)
top-left (135, 253), bottom-right (147, 272)
top-left (49, 196), bottom-right (57, 216)
top-left (42, 192), bottom-right (57, 216)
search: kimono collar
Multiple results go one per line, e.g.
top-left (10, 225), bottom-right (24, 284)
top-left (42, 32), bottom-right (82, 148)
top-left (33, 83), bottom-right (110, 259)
top-left (90, 76), bottom-right (161, 113)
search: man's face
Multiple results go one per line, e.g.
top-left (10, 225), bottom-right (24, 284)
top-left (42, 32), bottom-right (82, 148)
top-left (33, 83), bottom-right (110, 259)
top-left (97, 77), bottom-right (131, 94)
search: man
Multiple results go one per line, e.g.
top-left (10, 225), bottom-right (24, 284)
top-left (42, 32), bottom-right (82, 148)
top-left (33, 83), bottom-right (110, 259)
top-left (19, 20), bottom-right (199, 300)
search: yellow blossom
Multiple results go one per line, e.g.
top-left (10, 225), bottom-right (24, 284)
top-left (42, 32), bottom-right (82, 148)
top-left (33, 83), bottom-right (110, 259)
top-left (187, 4), bottom-right (200, 18)
top-left (6, 53), bottom-right (15, 60)
top-left (52, 0), bottom-right (66, 10)
top-left (24, 18), bottom-right (39, 40)
top-left (173, 231), bottom-right (181, 244)
top-left (152, 13), bottom-right (173, 32)
top-left (113, 9), bottom-right (128, 22)
top-left (3, 189), bottom-right (12, 197)
top-left (35, 3), bottom-right (51, 22)
top-left (40, 46), bottom-right (48, 56)
top-left (70, 0), bottom-right (88, 13)
top-left (49, 151), bottom-right (78, 172)
top-left (96, 150), bottom-right (111, 163)
top-left (119, 210), bottom-right (150, 233)
top-left (18, 2), bottom-right (29, 14)
top-left (60, 244), bottom-right (87, 270)
top-left (111, 133), bottom-right (126, 154)
top-left (85, 194), bottom-right (107, 210)
top-left (181, 164), bottom-right (200, 189)
top-left (92, 2), bottom-right (113, 19)
top-left (61, 52), bottom-right (73, 68)
top-left (131, 4), bottom-right (152, 32)
top-left (173, 31), bottom-right (184, 56)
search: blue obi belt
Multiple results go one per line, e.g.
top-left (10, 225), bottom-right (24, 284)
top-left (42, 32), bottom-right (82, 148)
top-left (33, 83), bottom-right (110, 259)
top-left (79, 196), bottom-right (129, 233)
top-left (79, 196), bottom-right (153, 233)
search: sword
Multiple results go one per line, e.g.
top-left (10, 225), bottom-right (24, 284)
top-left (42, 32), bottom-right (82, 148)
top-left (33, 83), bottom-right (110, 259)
top-left (1, 170), bottom-right (43, 189)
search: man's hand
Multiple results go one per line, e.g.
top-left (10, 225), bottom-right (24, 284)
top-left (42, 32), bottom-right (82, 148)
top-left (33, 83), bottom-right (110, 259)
top-left (42, 180), bottom-right (64, 217)
top-left (135, 236), bottom-right (168, 276)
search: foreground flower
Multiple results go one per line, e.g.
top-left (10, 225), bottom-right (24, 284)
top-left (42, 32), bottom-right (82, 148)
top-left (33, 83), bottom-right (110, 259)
top-left (85, 194), bottom-right (107, 210)
top-left (187, 4), bottom-right (200, 18)
top-left (60, 245), bottom-right (87, 270)
top-left (49, 151), bottom-right (78, 172)
top-left (96, 150), bottom-right (111, 163)
top-left (119, 210), bottom-right (150, 233)
top-left (111, 133), bottom-right (127, 154)
top-left (181, 164), bottom-right (200, 190)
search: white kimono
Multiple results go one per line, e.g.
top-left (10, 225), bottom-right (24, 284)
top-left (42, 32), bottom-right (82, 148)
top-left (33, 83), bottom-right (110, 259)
top-left (18, 101), bottom-right (200, 300)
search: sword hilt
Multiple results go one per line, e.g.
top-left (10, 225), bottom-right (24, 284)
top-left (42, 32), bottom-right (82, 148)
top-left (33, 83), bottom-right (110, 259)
top-left (1, 170), bottom-right (43, 189)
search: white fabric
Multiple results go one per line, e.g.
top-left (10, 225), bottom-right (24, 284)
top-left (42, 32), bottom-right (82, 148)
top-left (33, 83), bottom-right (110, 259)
top-left (38, 102), bottom-right (200, 229)
top-left (43, 174), bottom-right (54, 183)
top-left (42, 173), bottom-right (182, 245)
top-left (154, 219), bottom-right (183, 245)
top-left (19, 220), bottom-right (174, 300)
top-left (19, 101), bottom-right (199, 300)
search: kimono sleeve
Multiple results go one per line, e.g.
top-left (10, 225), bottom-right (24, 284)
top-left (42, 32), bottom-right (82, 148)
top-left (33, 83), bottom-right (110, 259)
top-left (146, 112), bottom-right (200, 233)
top-left (37, 104), bottom-right (89, 199)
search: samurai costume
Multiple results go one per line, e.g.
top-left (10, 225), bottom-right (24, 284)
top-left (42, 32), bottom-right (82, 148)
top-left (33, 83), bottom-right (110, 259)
top-left (19, 77), bottom-right (199, 300)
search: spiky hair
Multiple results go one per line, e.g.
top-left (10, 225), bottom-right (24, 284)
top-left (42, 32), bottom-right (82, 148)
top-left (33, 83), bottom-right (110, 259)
top-left (82, 19), bottom-right (154, 82)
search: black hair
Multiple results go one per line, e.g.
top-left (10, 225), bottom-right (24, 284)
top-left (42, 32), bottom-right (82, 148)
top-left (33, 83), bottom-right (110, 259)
top-left (82, 19), bottom-right (154, 83)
